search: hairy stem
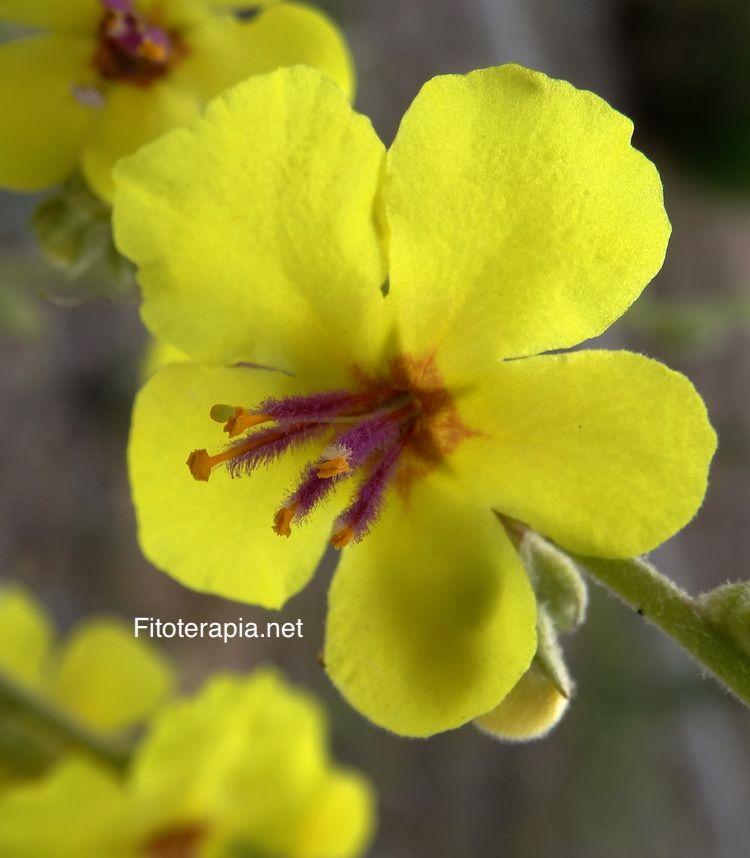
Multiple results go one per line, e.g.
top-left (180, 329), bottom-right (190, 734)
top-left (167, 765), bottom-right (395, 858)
top-left (0, 670), bottom-right (131, 777)
top-left (575, 554), bottom-right (750, 706)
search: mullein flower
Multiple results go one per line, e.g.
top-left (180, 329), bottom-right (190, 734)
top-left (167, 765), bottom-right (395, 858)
top-left (115, 65), bottom-right (716, 737)
top-left (0, 0), bottom-right (353, 200)
top-left (0, 585), bottom-right (173, 735)
top-left (0, 670), bottom-right (374, 858)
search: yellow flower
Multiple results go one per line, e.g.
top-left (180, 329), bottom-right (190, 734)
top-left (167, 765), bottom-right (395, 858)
top-left (0, 0), bottom-right (352, 200)
top-left (114, 65), bottom-right (717, 737)
top-left (0, 585), bottom-right (173, 734)
top-left (0, 670), bottom-right (374, 858)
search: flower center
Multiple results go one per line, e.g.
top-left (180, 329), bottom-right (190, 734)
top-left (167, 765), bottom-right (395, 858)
top-left (145, 823), bottom-right (206, 858)
top-left (187, 355), bottom-right (476, 548)
top-left (93, 0), bottom-right (183, 85)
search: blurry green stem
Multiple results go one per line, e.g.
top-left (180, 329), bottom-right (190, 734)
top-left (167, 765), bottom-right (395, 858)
top-left (575, 554), bottom-right (750, 706)
top-left (0, 670), bottom-right (131, 777)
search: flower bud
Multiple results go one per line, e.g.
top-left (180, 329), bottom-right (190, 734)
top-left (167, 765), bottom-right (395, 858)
top-left (699, 582), bottom-right (750, 655)
top-left (520, 530), bottom-right (588, 633)
top-left (475, 609), bottom-right (572, 742)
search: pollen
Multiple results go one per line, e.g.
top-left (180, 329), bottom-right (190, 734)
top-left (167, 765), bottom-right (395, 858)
top-left (138, 36), bottom-right (167, 63)
top-left (331, 525), bottom-right (354, 550)
top-left (316, 456), bottom-right (351, 478)
top-left (273, 504), bottom-right (298, 538)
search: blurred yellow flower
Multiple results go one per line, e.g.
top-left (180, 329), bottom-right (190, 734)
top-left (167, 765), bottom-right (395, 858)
top-left (0, 0), bottom-right (353, 200)
top-left (114, 65), bottom-right (716, 737)
top-left (0, 669), bottom-right (375, 858)
top-left (0, 585), bottom-right (173, 735)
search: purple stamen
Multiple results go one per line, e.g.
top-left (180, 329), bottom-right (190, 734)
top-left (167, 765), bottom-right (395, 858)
top-left (334, 414), bottom-right (403, 470)
top-left (333, 439), bottom-right (407, 545)
top-left (280, 413), bottom-right (406, 522)
top-left (103, 0), bottom-right (134, 12)
top-left (257, 391), bottom-right (369, 424)
top-left (226, 424), bottom-right (328, 478)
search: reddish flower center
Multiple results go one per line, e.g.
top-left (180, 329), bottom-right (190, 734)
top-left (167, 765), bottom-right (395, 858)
top-left (187, 354), bottom-right (477, 548)
top-left (93, 0), bottom-right (184, 85)
top-left (145, 823), bottom-right (206, 858)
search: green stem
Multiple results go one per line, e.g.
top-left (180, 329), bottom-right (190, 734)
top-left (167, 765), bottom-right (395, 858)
top-left (0, 670), bottom-right (131, 777)
top-left (574, 554), bottom-right (750, 706)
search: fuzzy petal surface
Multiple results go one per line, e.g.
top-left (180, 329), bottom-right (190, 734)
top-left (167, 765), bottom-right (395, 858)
top-left (81, 82), bottom-right (200, 203)
top-left (454, 350), bottom-right (716, 558)
top-left (385, 65), bottom-right (671, 383)
top-left (49, 618), bottom-right (175, 733)
top-left (0, 35), bottom-right (94, 191)
top-left (325, 471), bottom-right (536, 737)
top-left (114, 66), bottom-right (387, 379)
top-left (129, 363), bottom-right (332, 608)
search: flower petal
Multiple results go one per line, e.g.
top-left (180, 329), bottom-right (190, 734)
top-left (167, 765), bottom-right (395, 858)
top-left (454, 349), bottom-right (717, 558)
top-left (172, 2), bottom-right (355, 102)
top-left (129, 363), bottom-right (332, 608)
top-left (0, 0), bottom-right (98, 31)
top-left (49, 618), bottom-right (175, 733)
top-left (289, 769), bottom-right (375, 858)
top-left (325, 471), bottom-right (537, 737)
top-left (0, 761), bottom-right (127, 858)
top-left (113, 66), bottom-right (387, 377)
top-left (81, 82), bottom-right (200, 203)
top-left (0, 35), bottom-right (94, 191)
top-left (0, 586), bottom-right (52, 690)
top-left (133, 671), bottom-right (331, 849)
top-left (385, 65), bottom-right (671, 381)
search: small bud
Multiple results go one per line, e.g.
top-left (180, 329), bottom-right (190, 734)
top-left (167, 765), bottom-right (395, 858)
top-left (520, 531), bottom-right (588, 633)
top-left (31, 173), bottom-right (135, 298)
top-left (699, 582), bottom-right (750, 655)
top-left (475, 609), bottom-right (572, 742)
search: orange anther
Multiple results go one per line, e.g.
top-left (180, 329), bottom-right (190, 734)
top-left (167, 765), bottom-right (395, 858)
top-left (224, 409), bottom-right (272, 438)
top-left (316, 456), bottom-right (351, 479)
top-left (186, 449), bottom-right (212, 482)
top-left (272, 504), bottom-right (298, 538)
top-left (331, 525), bottom-right (354, 550)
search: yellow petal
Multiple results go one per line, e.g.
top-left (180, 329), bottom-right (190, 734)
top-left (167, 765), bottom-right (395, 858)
top-left (141, 338), bottom-right (190, 378)
top-left (0, 35), bottom-right (93, 191)
top-left (113, 66), bottom-right (387, 378)
top-left (289, 769), bottom-right (375, 858)
top-left (49, 618), bottom-right (175, 733)
top-left (454, 349), bottom-right (717, 558)
top-left (0, 0), bottom-right (99, 31)
top-left (173, 2), bottom-right (355, 103)
top-left (325, 470), bottom-right (537, 737)
top-left (0, 586), bottom-right (52, 690)
top-left (0, 760), bottom-right (128, 858)
top-left (129, 363), bottom-right (332, 608)
top-left (132, 670), bottom-right (330, 848)
top-left (81, 82), bottom-right (200, 203)
top-left (385, 65), bottom-right (671, 383)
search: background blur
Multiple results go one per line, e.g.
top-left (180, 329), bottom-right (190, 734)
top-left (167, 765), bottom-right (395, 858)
top-left (1, 1), bottom-right (749, 856)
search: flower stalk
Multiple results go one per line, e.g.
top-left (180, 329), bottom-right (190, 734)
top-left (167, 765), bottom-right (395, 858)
top-left (0, 670), bottom-right (131, 777)
top-left (575, 553), bottom-right (750, 706)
